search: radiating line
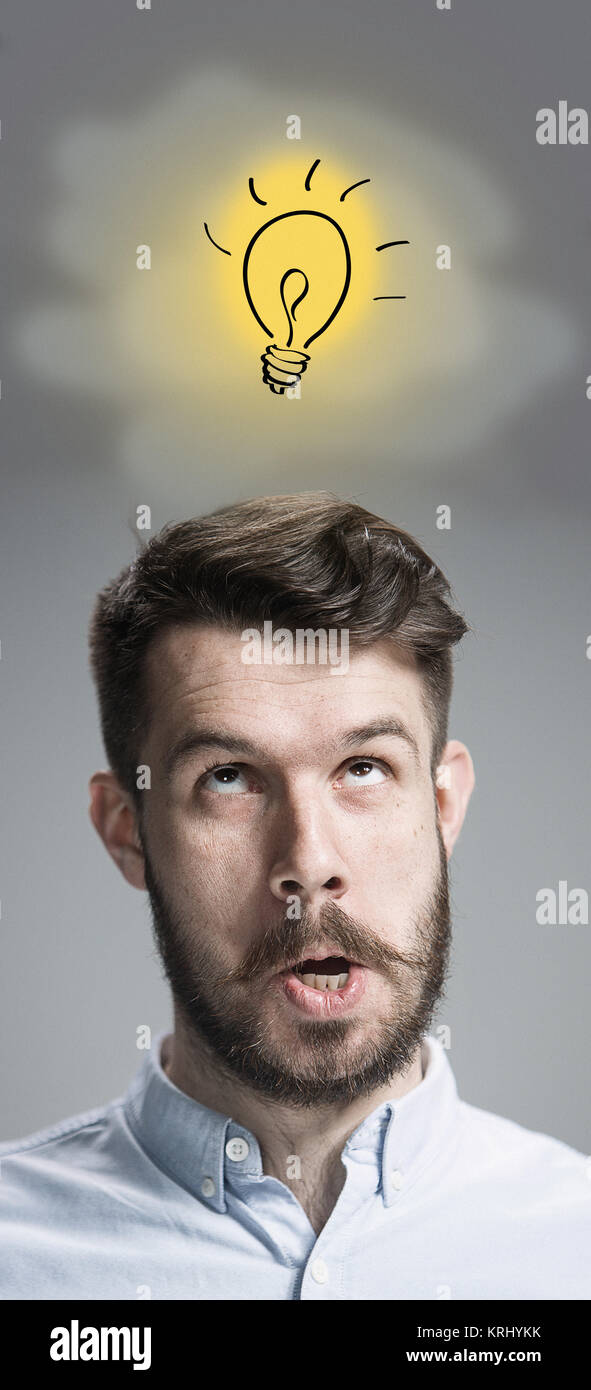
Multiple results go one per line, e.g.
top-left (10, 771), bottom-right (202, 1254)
top-left (376, 240), bottom-right (410, 251)
top-left (203, 222), bottom-right (231, 255)
top-left (304, 158), bottom-right (320, 190)
top-left (373, 295), bottom-right (406, 299)
top-left (340, 177), bottom-right (370, 201)
top-left (249, 177), bottom-right (266, 206)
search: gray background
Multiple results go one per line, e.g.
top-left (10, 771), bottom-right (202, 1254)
top-left (1, 1), bottom-right (589, 1149)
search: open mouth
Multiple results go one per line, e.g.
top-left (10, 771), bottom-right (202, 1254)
top-left (277, 951), bottom-right (368, 1016)
top-left (291, 956), bottom-right (351, 991)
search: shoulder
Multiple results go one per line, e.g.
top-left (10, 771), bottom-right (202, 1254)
top-left (458, 1095), bottom-right (586, 1160)
top-left (425, 1034), bottom-right (590, 1195)
top-left (0, 1096), bottom-right (161, 1301)
top-left (0, 1098), bottom-right (123, 1159)
top-left (0, 1099), bottom-right (126, 1204)
top-left (456, 1096), bottom-right (591, 1206)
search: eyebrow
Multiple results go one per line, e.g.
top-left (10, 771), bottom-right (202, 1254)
top-left (164, 716), bottom-right (421, 782)
top-left (341, 718), bottom-right (420, 766)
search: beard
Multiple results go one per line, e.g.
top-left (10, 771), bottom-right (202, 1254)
top-left (141, 827), bottom-right (451, 1109)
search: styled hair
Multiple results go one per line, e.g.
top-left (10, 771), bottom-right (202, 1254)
top-left (88, 492), bottom-right (469, 805)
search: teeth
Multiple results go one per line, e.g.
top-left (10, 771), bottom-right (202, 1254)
top-left (296, 969), bottom-right (350, 990)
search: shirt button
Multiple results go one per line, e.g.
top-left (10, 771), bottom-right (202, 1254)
top-left (310, 1258), bottom-right (329, 1285)
top-left (391, 1169), bottom-right (404, 1190)
top-left (225, 1137), bottom-right (250, 1162)
top-left (201, 1177), bottom-right (216, 1197)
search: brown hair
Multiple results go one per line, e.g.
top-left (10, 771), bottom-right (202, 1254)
top-left (88, 492), bottom-right (469, 805)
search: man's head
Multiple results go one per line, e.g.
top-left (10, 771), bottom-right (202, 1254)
top-left (88, 493), bottom-right (474, 1106)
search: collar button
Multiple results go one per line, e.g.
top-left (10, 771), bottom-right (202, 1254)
top-left (225, 1137), bottom-right (250, 1162)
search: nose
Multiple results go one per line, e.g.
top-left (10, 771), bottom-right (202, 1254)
top-left (268, 795), bottom-right (350, 910)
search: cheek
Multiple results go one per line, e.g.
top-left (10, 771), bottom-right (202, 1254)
top-left (348, 805), bottom-right (440, 917)
top-left (348, 789), bottom-right (436, 861)
top-left (149, 800), bottom-right (259, 913)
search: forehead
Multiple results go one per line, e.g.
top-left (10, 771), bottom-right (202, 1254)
top-left (143, 622), bottom-right (432, 757)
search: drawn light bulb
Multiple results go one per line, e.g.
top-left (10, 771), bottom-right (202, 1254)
top-left (205, 158), bottom-right (409, 395)
top-left (242, 211), bottom-right (351, 394)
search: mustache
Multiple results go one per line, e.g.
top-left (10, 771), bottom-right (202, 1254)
top-left (224, 898), bottom-right (432, 984)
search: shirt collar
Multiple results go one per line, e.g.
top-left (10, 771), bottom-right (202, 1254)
top-left (124, 1029), bottom-right (459, 1213)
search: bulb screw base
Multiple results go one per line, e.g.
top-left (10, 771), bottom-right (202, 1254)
top-left (261, 344), bottom-right (311, 394)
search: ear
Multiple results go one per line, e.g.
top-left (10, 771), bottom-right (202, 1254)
top-left (88, 771), bottom-right (146, 890)
top-left (435, 740), bottom-right (475, 859)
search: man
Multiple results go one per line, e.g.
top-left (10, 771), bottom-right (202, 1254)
top-left (1, 492), bottom-right (589, 1300)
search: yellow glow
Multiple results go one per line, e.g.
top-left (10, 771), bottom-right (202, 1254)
top-left (100, 147), bottom-right (418, 409)
top-left (213, 154), bottom-right (379, 359)
top-left (112, 150), bottom-right (407, 404)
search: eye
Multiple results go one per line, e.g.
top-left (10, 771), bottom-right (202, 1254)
top-left (339, 759), bottom-right (388, 787)
top-left (200, 763), bottom-right (251, 795)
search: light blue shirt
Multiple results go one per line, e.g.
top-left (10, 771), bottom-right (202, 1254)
top-left (1, 1030), bottom-right (589, 1300)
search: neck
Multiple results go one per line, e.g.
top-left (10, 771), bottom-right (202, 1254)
top-left (162, 1009), bottom-right (425, 1235)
